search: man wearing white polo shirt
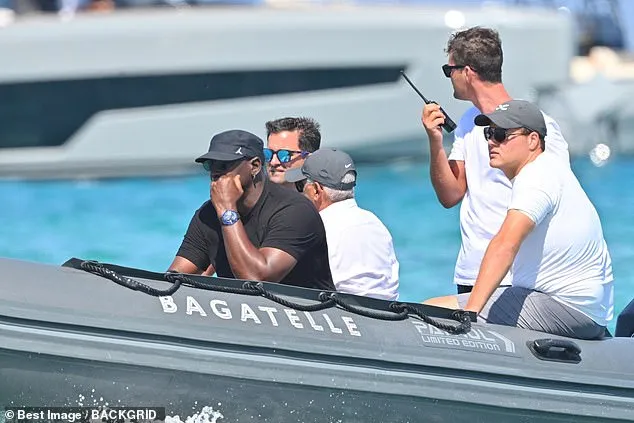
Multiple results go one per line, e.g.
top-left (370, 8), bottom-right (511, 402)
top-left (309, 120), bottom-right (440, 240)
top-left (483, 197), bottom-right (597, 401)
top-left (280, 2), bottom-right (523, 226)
top-left (286, 148), bottom-right (400, 301)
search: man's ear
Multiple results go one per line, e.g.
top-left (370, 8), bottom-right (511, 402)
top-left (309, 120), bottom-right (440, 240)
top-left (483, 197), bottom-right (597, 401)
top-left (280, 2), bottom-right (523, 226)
top-left (313, 181), bottom-right (324, 195)
top-left (528, 133), bottom-right (541, 151)
top-left (250, 157), bottom-right (262, 176)
top-left (464, 65), bottom-right (476, 83)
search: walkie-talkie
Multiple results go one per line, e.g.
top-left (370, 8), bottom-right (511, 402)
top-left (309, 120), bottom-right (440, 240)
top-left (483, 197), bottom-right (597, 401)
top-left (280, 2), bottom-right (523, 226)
top-left (400, 70), bottom-right (456, 133)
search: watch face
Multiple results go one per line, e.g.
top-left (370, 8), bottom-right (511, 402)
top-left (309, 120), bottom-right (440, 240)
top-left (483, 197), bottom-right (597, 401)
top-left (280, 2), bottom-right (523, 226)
top-left (221, 210), bottom-right (239, 225)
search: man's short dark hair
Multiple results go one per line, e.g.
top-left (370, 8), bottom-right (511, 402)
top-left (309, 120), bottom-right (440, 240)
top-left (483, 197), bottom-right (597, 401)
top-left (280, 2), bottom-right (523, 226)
top-left (446, 26), bottom-right (503, 83)
top-left (265, 117), bottom-right (321, 152)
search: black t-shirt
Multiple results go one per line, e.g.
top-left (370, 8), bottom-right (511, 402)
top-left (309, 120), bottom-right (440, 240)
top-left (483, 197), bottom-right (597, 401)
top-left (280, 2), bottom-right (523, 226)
top-left (176, 180), bottom-right (334, 291)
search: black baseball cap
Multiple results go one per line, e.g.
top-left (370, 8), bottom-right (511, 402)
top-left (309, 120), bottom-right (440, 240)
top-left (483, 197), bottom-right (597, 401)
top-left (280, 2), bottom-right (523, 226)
top-left (195, 129), bottom-right (265, 163)
top-left (285, 148), bottom-right (357, 190)
top-left (474, 100), bottom-right (547, 138)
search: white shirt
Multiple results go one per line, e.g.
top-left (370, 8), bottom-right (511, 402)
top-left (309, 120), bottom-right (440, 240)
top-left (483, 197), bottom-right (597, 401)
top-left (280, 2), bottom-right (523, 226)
top-left (509, 153), bottom-right (614, 326)
top-left (319, 199), bottom-right (399, 300)
top-left (448, 105), bottom-right (570, 286)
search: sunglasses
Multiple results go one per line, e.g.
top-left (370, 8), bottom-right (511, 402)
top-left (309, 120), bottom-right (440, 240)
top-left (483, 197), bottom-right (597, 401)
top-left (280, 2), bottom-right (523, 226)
top-left (202, 158), bottom-right (247, 172)
top-left (484, 127), bottom-right (530, 143)
top-left (295, 179), bottom-right (307, 193)
top-left (442, 64), bottom-right (466, 78)
top-left (264, 148), bottom-right (309, 164)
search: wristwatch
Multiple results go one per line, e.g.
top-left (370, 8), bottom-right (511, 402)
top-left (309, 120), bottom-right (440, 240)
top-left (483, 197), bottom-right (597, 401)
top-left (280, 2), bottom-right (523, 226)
top-left (220, 210), bottom-right (240, 226)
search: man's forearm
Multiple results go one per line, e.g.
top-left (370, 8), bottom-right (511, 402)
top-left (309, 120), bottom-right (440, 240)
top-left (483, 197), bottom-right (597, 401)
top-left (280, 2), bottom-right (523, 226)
top-left (221, 222), bottom-right (270, 280)
top-left (427, 133), bottom-right (463, 208)
top-left (168, 256), bottom-right (206, 275)
top-left (465, 237), bottom-right (516, 313)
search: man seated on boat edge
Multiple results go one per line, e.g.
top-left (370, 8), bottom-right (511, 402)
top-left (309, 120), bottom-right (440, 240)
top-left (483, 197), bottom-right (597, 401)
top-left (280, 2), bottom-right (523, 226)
top-left (265, 116), bottom-right (321, 190)
top-left (167, 129), bottom-right (335, 291)
top-left (285, 148), bottom-right (400, 301)
top-left (422, 100), bottom-right (614, 340)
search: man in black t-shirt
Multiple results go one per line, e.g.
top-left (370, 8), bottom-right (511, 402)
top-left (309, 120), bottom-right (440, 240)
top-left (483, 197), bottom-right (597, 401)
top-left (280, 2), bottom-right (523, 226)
top-left (168, 129), bottom-right (334, 291)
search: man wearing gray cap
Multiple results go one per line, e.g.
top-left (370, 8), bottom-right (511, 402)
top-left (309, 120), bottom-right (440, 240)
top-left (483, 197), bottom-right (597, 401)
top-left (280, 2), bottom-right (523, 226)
top-left (168, 129), bottom-right (335, 291)
top-left (286, 148), bottom-right (400, 301)
top-left (423, 100), bottom-right (614, 340)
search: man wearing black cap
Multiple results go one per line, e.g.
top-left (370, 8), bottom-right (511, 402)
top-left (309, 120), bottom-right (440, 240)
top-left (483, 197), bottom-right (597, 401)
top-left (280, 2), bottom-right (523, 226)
top-left (286, 148), bottom-right (400, 301)
top-left (423, 100), bottom-right (614, 340)
top-left (168, 129), bottom-right (335, 291)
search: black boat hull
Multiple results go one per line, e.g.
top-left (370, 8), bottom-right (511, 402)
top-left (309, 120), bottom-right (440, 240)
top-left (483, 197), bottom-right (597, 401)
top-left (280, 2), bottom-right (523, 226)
top-left (1, 258), bottom-right (633, 422)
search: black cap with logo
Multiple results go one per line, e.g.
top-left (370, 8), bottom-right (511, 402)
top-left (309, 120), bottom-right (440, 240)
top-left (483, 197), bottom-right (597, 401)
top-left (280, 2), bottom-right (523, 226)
top-left (195, 129), bottom-right (265, 163)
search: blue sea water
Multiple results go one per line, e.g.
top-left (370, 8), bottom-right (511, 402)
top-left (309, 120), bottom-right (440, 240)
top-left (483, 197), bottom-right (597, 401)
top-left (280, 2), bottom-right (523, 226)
top-left (1, 157), bottom-right (633, 332)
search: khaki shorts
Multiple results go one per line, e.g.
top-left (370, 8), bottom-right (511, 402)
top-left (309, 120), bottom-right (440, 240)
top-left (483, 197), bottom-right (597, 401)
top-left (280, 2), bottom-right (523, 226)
top-left (457, 286), bottom-right (606, 340)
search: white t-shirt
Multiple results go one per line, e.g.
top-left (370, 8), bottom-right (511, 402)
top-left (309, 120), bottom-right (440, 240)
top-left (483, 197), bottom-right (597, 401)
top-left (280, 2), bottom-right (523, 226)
top-left (448, 106), bottom-right (570, 286)
top-left (509, 153), bottom-right (614, 326)
top-left (319, 198), bottom-right (399, 300)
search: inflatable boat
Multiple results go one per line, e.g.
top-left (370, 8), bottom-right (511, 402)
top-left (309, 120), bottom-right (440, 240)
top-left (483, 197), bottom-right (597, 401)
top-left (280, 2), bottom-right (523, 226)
top-left (1, 257), bottom-right (633, 422)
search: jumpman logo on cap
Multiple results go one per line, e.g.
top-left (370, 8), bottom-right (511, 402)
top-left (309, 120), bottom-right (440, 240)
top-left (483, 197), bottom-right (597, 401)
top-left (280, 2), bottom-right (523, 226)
top-left (235, 147), bottom-right (243, 155)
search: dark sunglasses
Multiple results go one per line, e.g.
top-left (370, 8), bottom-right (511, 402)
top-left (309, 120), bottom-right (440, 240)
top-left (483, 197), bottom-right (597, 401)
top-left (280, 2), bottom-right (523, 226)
top-left (264, 148), bottom-right (309, 164)
top-left (442, 64), bottom-right (466, 78)
top-left (202, 158), bottom-right (247, 172)
top-left (484, 127), bottom-right (530, 143)
top-left (295, 179), bottom-right (307, 193)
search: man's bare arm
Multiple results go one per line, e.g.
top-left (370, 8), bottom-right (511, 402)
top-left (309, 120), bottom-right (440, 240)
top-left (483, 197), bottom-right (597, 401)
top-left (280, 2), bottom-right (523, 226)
top-left (430, 155), bottom-right (467, 208)
top-left (221, 221), bottom-right (297, 282)
top-left (465, 210), bottom-right (535, 313)
top-left (422, 104), bottom-right (467, 208)
top-left (167, 256), bottom-right (215, 276)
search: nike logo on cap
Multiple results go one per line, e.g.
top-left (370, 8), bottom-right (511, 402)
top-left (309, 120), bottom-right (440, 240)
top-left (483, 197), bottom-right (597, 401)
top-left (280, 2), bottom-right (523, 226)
top-left (235, 147), bottom-right (243, 155)
top-left (344, 163), bottom-right (352, 168)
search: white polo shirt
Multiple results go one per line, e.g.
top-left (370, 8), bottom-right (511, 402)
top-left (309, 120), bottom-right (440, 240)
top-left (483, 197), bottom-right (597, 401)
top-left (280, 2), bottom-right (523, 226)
top-left (319, 199), bottom-right (399, 300)
top-left (509, 152), bottom-right (614, 326)
top-left (448, 106), bottom-right (570, 286)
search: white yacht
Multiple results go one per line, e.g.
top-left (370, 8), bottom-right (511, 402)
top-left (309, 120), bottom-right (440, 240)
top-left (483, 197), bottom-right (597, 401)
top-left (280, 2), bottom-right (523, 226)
top-left (0, 4), bottom-right (574, 179)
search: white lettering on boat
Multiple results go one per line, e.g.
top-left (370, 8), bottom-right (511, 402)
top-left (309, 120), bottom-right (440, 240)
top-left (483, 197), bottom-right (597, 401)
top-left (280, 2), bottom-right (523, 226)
top-left (284, 309), bottom-right (303, 329)
top-left (258, 306), bottom-right (279, 326)
top-left (210, 300), bottom-right (231, 320)
top-left (323, 314), bottom-right (343, 334)
top-left (159, 296), bottom-right (177, 313)
top-left (158, 296), bottom-right (361, 337)
top-left (341, 316), bottom-right (361, 337)
top-left (304, 312), bottom-right (324, 331)
top-left (187, 296), bottom-right (207, 317)
top-left (240, 304), bottom-right (261, 324)
top-left (412, 321), bottom-right (515, 354)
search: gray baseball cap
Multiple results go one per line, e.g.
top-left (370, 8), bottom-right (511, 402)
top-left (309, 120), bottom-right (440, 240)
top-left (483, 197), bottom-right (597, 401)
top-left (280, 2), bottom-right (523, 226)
top-left (285, 148), bottom-right (357, 190)
top-left (474, 100), bottom-right (547, 138)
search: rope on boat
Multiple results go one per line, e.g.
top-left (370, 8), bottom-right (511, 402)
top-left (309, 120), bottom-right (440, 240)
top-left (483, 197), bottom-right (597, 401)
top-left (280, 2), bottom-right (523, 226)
top-left (166, 272), bottom-right (260, 296)
top-left (81, 260), bottom-right (183, 296)
top-left (79, 260), bottom-right (471, 334)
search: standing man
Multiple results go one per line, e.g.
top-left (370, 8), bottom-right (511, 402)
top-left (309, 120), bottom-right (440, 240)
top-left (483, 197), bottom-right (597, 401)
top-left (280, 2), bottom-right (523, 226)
top-left (265, 117), bottom-right (321, 190)
top-left (286, 148), bottom-right (400, 301)
top-left (421, 26), bottom-right (570, 294)
top-left (424, 100), bottom-right (613, 340)
top-left (168, 129), bottom-right (335, 291)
